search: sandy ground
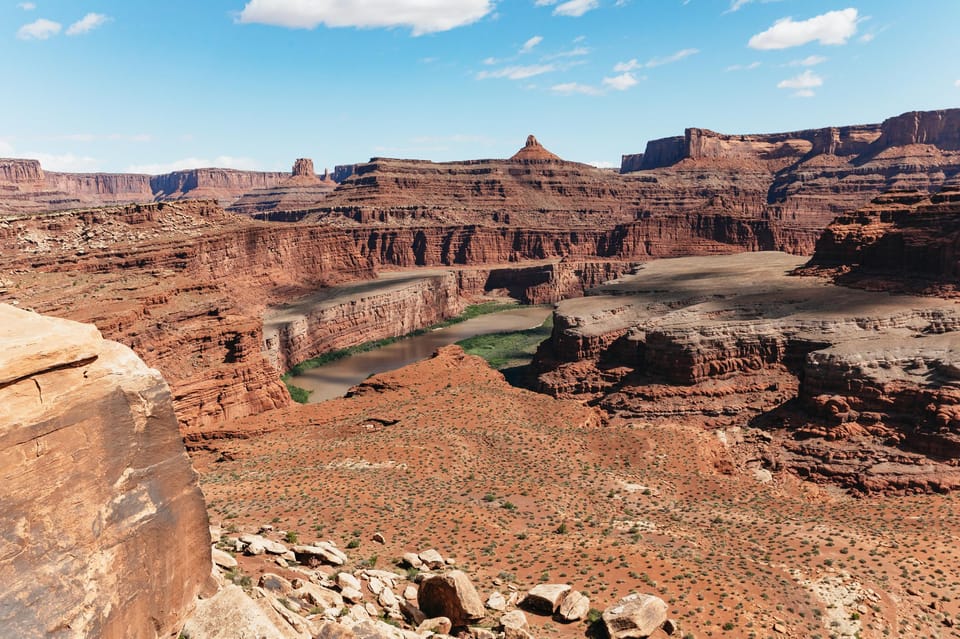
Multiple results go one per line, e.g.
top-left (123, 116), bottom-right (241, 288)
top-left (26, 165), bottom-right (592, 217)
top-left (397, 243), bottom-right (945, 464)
top-left (194, 346), bottom-right (960, 639)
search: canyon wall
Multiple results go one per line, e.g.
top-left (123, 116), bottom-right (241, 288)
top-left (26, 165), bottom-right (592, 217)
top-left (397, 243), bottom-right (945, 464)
top-left (0, 201), bottom-right (375, 436)
top-left (803, 187), bottom-right (960, 297)
top-left (0, 304), bottom-right (210, 637)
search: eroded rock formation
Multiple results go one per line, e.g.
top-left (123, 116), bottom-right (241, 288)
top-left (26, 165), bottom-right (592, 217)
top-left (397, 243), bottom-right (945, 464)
top-left (533, 252), bottom-right (960, 494)
top-left (0, 304), bottom-right (210, 637)
top-left (229, 157), bottom-right (338, 216)
top-left (802, 187), bottom-right (960, 297)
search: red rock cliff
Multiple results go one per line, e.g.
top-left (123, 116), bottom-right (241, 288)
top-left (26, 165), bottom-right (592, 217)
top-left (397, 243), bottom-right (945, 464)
top-left (0, 304), bottom-right (211, 637)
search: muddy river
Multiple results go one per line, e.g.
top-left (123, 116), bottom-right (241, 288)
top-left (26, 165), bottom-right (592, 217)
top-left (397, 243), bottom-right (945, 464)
top-left (287, 306), bottom-right (552, 403)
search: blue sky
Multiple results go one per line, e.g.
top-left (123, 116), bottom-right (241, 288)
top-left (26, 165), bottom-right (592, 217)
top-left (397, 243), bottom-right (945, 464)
top-left (1, 0), bottom-right (958, 173)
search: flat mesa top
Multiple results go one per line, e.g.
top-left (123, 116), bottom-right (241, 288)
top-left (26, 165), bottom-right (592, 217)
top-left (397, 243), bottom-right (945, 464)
top-left (558, 251), bottom-right (960, 338)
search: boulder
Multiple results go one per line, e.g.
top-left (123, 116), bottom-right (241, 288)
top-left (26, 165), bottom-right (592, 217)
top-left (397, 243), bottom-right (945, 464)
top-left (523, 584), bottom-right (571, 615)
top-left (182, 585), bottom-right (309, 639)
top-left (418, 549), bottom-right (445, 569)
top-left (294, 542), bottom-right (348, 566)
top-left (417, 570), bottom-right (486, 627)
top-left (417, 617), bottom-right (453, 634)
top-left (212, 547), bottom-right (238, 570)
top-left (402, 552), bottom-right (424, 569)
top-left (602, 593), bottom-right (668, 639)
top-left (486, 591), bottom-right (507, 611)
top-left (500, 609), bottom-right (533, 639)
top-left (338, 572), bottom-right (362, 591)
top-left (558, 590), bottom-right (590, 622)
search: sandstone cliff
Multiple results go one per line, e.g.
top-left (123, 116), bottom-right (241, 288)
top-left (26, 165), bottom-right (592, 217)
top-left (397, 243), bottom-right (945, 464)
top-left (803, 187), bottom-right (960, 297)
top-left (0, 304), bottom-right (211, 637)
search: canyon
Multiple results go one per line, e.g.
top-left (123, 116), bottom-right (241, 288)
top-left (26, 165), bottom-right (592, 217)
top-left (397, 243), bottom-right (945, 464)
top-left (3, 107), bottom-right (960, 637)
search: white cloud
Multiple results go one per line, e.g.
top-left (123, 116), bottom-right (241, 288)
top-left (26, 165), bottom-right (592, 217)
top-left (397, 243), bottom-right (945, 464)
top-left (477, 64), bottom-right (556, 80)
top-left (955, 79), bottom-right (960, 88)
top-left (520, 35), bottom-right (543, 53)
top-left (536, 0), bottom-right (599, 17)
top-left (541, 46), bottom-right (590, 60)
top-left (589, 160), bottom-right (616, 168)
top-left (789, 55), bottom-right (827, 66)
top-left (645, 48), bottom-right (700, 67)
top-left (725, 61), bottom-right (761, 71)
top-left (726, 0), bottom-right (782, 13)
top-left (237, 0), bottom-right (494, 35)
top-left (66, 13), bottom-right (111, 35)
top-left (859, 32), bottom-right (875, 43)
top-left (17, 18), bottom-right (61, 40)
top-left (749, 8), bottom-right (859, 50)
top-left (550, 82), bottom-right (603, 96)
top-left (18, 2), bottom-right (36, 10)
top-left (614, 48), bottom-right (698, 72)
top-left (482, 57), bottom-right (498, 65)
top-left (777, 70), bottom-right (822, 97)
top-left (602, 72), bottom-right (638, 91)
top-left (0, 139), bottom-right (15, 155)
top-left (126, 156), bottom-right (258, 174)
top-left (26, 152), bottom-right (99, 172)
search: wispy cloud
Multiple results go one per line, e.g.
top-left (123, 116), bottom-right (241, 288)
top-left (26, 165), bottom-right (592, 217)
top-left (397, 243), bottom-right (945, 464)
top-left (237, 0), bottom-right (494, 35)
top-left (0, 139), bottom-right (15, 155)
top-left (541, 46), bottom-right (590, 60)
top-left (645, 48), bottom-right (700, 67)
top-left (725, 61), bottom-right (761, 72)
top-left (535, 0), bottom-right (599, 17)
top-left (520, 35), bottom-right (543, 53)
top-left (26, 151), bottom-right (99, 172)
top-left (955, 79), bottom-right (960, 88)
top-left (602, 72), bottom-right (639, 91)
top-left (550, 82), bottom-right (604, 96)
top-left (725, 0), bottom-right (783, 13)
top-left (17, 18), bottom-right (61, 40)
top-left (749, 8), bottom-right (859, 50)
top-left (51, 133), bottom-right (152, 143)
top-left (17, 2), bottom-right (36, 10)
top-left (477, 64), bottom-right (556, 80)
top-left (777, 69), bottom-right (822, 97)
top-left (66, 13), bottom-right (111, 36)
top-left (614, 48), bottom-right (699, 72)
top-left (788, 55), bottom-right (827, 67)
top-left (126, 156), bottom-right (259, 174)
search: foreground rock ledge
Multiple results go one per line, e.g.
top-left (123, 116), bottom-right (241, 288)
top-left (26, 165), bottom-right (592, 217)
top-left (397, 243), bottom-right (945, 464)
top-left (0, 304), bottom-right (211, 638)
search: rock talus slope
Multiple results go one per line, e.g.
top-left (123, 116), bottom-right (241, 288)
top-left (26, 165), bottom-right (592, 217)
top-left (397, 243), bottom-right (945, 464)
top-left (0, 304), bottom-right (210, 638)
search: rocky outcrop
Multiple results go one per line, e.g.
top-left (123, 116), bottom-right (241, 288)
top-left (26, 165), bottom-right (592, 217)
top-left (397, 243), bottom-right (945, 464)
top-left (228, 158), bottom-right (338, 216)
top-left (0, 304), bottom-right (210, 638)
top-left (602, 594), bottom-right (668, 639)
top-left (533, 252), bottom-right (960, 493)
top-left (803, 188), bottom-right (960, 297)
top-left (510, 135), bottom-right (562, 161)
top-left (150, 167), bottom-right (289, 204)
top-left (0, 159), bottom-right (293, 214)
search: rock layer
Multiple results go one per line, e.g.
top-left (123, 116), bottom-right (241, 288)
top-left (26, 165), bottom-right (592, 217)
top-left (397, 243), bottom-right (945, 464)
top-left (802, 187), bottom-right (960, 297)
top-left (0, 304), bottom-right (210, 638)
top-left (534, 252), bottom-right (960, 493)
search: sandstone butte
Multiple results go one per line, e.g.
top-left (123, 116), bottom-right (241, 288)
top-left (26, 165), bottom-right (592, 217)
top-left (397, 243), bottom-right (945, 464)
top-left (0, 304), bottom-right (211, 638)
